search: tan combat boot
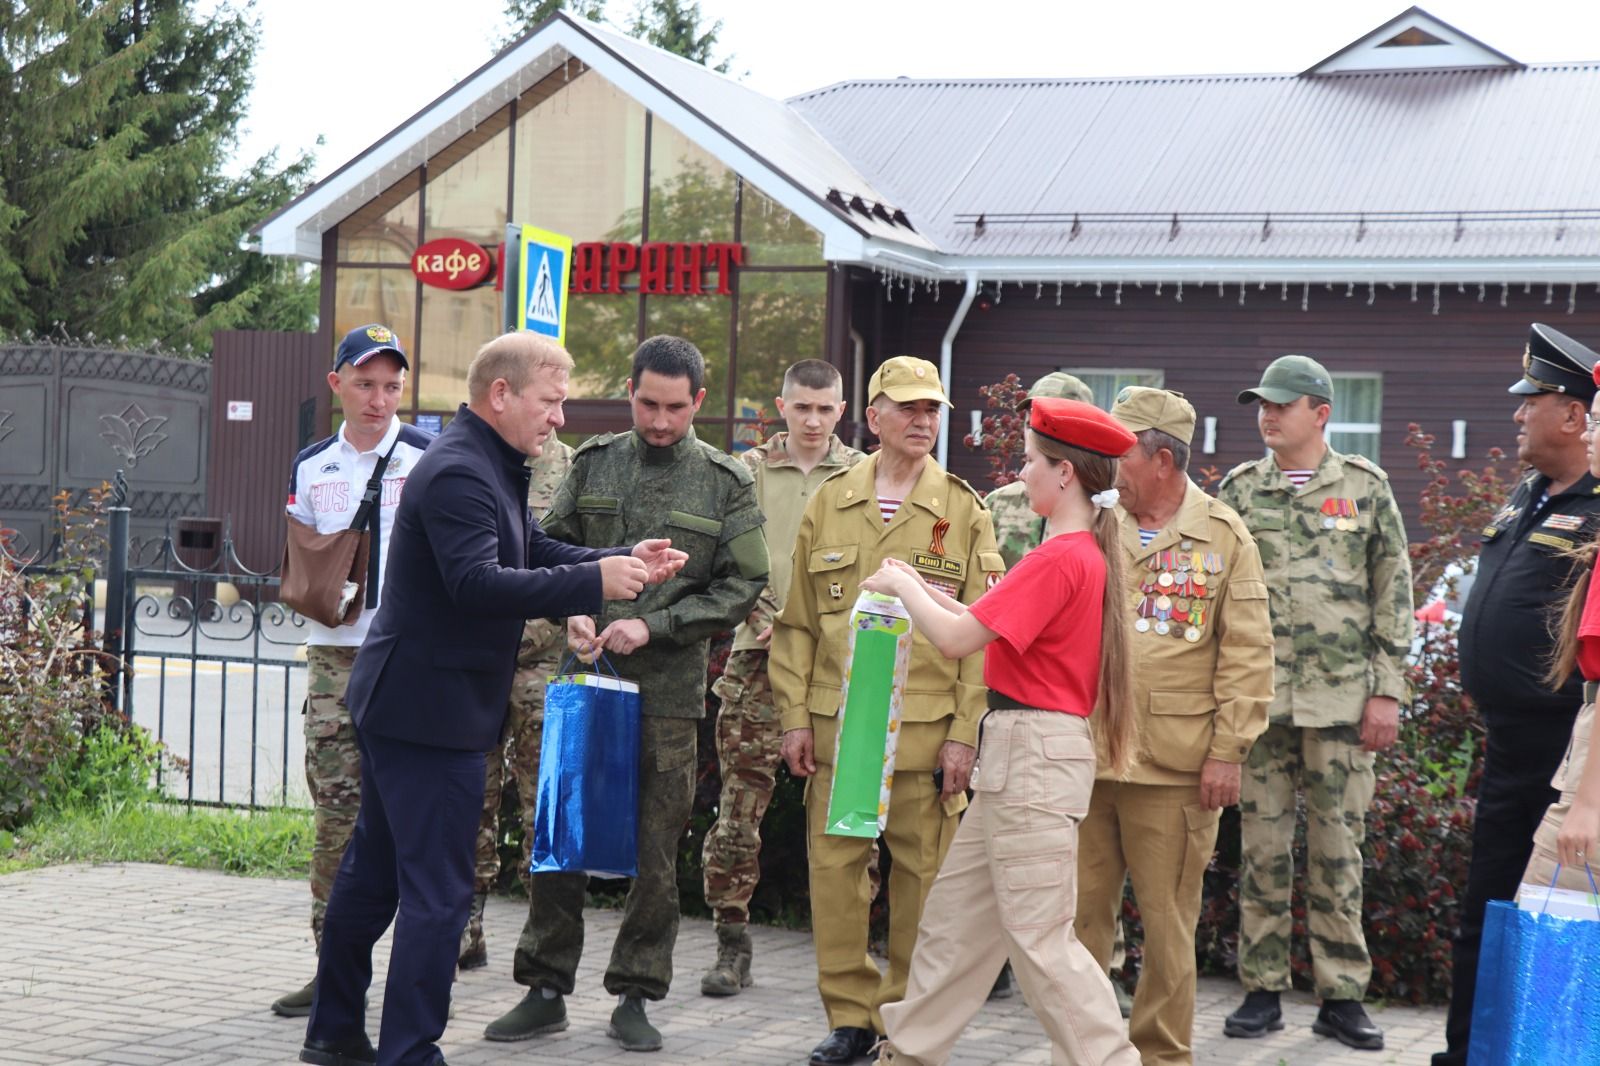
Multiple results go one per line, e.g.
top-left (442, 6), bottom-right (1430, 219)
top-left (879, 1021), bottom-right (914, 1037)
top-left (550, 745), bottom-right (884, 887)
top-left (699, 923), bottom-right (753, 996)
top-left (457, 892), bottom-right (488, 971)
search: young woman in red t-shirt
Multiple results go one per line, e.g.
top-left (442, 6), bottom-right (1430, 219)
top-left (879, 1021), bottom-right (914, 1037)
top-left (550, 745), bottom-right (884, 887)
top-left (863, 397), bottom-right (1140, 1066)
top-left (1529, 368), bottom-right (1600, 890)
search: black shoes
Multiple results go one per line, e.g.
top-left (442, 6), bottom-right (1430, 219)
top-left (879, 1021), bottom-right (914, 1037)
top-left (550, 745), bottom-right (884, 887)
top-left (809, 1026), bottom-right (878, 1065)
top-left (1223, 990), bottom-right (1283, 1038)
top-left (1314, 999), bottom-right (1385, 1051)
top-left (987, 962), bottom-right (1015, 1000)
top-left (299, 1034), bottom-right (377, 1066)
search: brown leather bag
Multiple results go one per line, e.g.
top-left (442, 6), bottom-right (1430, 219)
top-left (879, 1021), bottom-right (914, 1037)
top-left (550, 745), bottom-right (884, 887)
top-left (280, 445), bottom-right (394, 627)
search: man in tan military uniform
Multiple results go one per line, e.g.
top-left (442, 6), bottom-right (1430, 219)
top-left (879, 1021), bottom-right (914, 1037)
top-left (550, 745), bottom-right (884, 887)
top-left (458, 437), bottom-right (574, 970)
top-left (773, 356), bottom-right (1004, 1066)
top-left (1077, 387), bottom-right (1274, 1066)
top-left (1218, 356), bottom-right (1413, 1051)
top-left (700, 359), bottom-right (864, 996)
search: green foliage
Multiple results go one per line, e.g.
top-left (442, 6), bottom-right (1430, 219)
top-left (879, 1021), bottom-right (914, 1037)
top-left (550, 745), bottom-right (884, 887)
top-left (43, 723), bottom-right (164, 813)
top-left (1, 802), bottom-right (313, 878)
top-left (0, 489), bottom-right (115, 830)
top-left (627, 0), bottom-right (730, 72)
top-left (0, 1), bottom-right (315, 353)
top-left (499, 0), bottom-right (606, 47)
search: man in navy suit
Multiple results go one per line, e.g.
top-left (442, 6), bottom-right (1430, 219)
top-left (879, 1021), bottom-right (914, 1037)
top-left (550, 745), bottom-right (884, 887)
top-left (300, 331), bottom-right (686, 1066)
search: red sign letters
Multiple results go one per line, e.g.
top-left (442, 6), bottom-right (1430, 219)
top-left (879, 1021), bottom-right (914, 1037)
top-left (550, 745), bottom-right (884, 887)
top-left (572, 242), bottom-right (744, 296)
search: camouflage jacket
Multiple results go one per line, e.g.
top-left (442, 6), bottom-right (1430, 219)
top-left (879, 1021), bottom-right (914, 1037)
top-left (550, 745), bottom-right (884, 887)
top-left (984, 480), bottom-right (1046, 570)
top-left (543, 428), bottom-right (768, 718)
top-left (732, 432), bottom-right (865, 653)
top-left (1218, 447), bottom-right (1415, 727)
top-left (517, 438), bottom-right (574, 665)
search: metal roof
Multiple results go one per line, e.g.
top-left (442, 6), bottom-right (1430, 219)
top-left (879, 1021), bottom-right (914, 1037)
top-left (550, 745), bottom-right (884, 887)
top-left (789, 64), bottom-right (1600, 272)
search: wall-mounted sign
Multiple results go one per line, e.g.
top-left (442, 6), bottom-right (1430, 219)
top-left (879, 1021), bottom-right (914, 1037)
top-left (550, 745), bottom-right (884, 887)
top-left (412, 237), bottom-right (493, 290)
top-left (226, 400), bottom-right (253, 422)
top-left (571, 242), bottom-right (744, 296)
top-left (414, 413), bottom-right (443, 435)
top-left (512, 225), bottom-right (573, 345)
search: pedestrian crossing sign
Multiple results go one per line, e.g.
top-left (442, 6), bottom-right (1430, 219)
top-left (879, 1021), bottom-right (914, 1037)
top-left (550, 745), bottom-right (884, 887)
top-left (514, 224), bottom-right (573, 345)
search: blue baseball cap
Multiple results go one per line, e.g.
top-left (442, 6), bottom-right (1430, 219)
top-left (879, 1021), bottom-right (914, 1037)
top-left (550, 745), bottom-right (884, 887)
top-left (334, 324), bottom-right (409, 371)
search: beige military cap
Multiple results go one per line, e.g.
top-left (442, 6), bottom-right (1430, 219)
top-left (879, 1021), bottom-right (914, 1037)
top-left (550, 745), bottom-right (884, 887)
top-left (868, 356), bottom-right (951, 406)
top-left (1111, 386), bottom-right (1197, 446)
top-left (1028, 371), bottom-right (1094, 404)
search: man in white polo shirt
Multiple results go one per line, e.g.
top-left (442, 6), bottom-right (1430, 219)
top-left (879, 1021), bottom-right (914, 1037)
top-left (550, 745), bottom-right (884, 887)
top-left (271, 324), bottom-right (432, 1017)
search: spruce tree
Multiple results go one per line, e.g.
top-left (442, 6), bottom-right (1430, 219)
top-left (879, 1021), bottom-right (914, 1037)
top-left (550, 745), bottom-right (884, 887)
top-left (0, 1), bottom-right (314, 354)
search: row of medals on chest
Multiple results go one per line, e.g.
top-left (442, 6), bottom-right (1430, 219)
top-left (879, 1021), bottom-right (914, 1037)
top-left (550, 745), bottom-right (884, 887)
top-left (1135, 542), bottom-right (1222, 643)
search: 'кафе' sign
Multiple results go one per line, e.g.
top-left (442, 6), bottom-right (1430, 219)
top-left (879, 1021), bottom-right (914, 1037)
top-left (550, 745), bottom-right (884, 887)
top-left (413, 238), bottom-right (745, 296)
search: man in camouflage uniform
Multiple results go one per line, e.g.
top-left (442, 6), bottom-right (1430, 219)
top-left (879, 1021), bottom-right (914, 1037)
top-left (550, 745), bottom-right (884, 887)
top-left (700, 359), bottom-right (864, 996)
top-left (458, 437), bottom-right (574, 971)
top-left (1218, 355), bottom-right (1414, 1051)
top-left (484, 336), bottom-right (767, 1054)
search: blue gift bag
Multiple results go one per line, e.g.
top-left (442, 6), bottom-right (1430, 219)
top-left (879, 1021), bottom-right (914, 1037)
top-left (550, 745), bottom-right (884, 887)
top-left (530, 656), bottom-right (641, 879)
top-left (1468, 873), bottom-right (1600, 1065)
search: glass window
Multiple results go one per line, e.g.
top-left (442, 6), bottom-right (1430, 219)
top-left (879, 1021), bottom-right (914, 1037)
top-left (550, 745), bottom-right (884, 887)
top-left (425, 122), bottom-right (511, 248)
top-left (1328, 373), bottom-right (1383, 462)
top-left (734, 271), bottom-right (827, 419)
top-left (337, 181), bottom-right (421, 263)
top-left (644, 295), bottom-right (729, 419)
top-left (741, 180), bottom-right (823, 266)
top-left (333, 268), bottom-right (418, 408)
top-left (1063, 369), bottom-right (1165, 410)
top-left (417, 284), bottom-right (500, 412)
top-left (566, 292), bottom-right (639, 399)
top-left (648, 117), bottom-right (735, 244)
top-left (513, 71), bottom-right (646, 244)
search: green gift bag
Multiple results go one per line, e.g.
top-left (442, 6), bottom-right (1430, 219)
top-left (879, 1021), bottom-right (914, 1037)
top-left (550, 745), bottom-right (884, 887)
top-left (826, 591), bottom-right (915, 837)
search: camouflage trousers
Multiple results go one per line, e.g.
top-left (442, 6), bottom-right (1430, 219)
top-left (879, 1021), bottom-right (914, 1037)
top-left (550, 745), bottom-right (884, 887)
top-left (1238, 721), bottom-right (1375, 1001)
top-left (513, 715), bottom-right (698, 1001)
top-left (701, 649), bottom-right (782, 927)
top-left (304, 644), bottom-right (361, 949)
top-left (474, 651), bottom-right (561, 895)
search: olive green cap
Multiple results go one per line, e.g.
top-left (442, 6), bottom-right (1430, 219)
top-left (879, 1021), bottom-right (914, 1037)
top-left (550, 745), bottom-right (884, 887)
top-left (867, 356), bottom-right (951, 406)
top-left (1237, 354), bottom-right (1334, 405)
top-left (1110, 386), bottom-right (1197, 446)
top-left (1028, 371), bottom-right (1094, 404)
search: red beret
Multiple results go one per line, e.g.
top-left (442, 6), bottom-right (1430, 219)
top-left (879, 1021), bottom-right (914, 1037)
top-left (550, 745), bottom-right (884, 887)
top-left (1026, 397), bottom-right (1138, 458)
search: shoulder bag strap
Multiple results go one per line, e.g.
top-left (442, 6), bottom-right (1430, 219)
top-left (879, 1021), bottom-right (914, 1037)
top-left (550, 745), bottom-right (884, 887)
top-left (349, 442), bottom-right (398, 610)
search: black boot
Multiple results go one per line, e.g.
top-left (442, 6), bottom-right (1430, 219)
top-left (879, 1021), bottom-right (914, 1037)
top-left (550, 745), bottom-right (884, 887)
top-left (1223, 990), bottom-right (1283, 1038)
top-left (1313, 999), bottom-right (1384, 1051)
top-left (809, 1026), bottom-right (877, 1065)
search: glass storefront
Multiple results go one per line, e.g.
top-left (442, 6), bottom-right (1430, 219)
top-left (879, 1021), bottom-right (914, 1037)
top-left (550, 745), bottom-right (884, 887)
top-left (327, 66), bottom-right (830, 448)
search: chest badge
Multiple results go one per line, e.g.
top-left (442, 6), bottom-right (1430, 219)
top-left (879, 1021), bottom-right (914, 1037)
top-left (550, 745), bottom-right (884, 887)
top-left (828, 582), bottom-right (844, 600)
top-left (1320, 497), bottom-right (1360, 531)
top-left (1543, 513), bottom-right (1585, 532)
top-left (823, 552), bottom-right (844, 562)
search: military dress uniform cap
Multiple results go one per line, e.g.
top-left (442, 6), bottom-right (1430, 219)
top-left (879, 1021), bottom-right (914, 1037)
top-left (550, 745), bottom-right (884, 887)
top-left (335, 323), bottom-right (409, 371)
top-left (1236, 354), bottom-right (1333, 406)
top-left (1027, 397), bottom-right (1138, 458)
top-left (868, 356), bottom-right (951, 406)
top-left (1510, 323), bottom-right (1600, 401)
top-left (1109, 386), bottom-right (1197, 446)
top-left (1029, 371), bottom-right (1095, 404)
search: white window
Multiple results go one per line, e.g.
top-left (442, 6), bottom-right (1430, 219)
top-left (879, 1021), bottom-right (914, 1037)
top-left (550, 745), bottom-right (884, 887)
top-left (1327, 373), bottom-right (1383, 462)
top-left (1063, 369), bottom-right (1165, 411)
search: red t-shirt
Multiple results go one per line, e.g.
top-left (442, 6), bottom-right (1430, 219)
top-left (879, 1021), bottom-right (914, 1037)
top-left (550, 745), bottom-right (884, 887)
top-left (1576, 567), bottom-right (1600, 682)
top-left (969, 531), bottom-right (1105, 716)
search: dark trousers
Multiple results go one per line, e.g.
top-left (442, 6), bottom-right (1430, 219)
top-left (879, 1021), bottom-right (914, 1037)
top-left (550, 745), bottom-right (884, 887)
top-left (512, 716), bottom-right (697, 1000)
top-left (307, 727), bottom-right (485, 1066)
top-left (1434, 711), bottom-right (1572, 1066)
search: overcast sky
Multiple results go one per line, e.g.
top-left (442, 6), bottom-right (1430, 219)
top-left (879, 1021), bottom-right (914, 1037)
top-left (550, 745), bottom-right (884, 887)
top-left (232, 0), bottom-right (1600, 181)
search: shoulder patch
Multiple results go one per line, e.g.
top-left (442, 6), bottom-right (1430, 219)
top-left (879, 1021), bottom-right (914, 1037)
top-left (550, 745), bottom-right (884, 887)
top-left (572, 431), bottom-right (618, 457)
top-left (1342, 453), bottom-right (1390, 481)
top-left (701, 442), bottom-right (757, 484)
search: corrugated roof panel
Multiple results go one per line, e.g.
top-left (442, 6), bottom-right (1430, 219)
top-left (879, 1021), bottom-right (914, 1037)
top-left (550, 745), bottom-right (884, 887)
top-left (790, 65), bottom-right (1600, 263)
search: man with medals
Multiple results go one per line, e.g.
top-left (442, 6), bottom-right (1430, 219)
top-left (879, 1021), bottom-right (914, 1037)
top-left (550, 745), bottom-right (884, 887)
top-left (771, 356), bottom-right (1004, 1065)
top-left (1432, 325), bottom-right (1600, 1066)
top-left (1077, 386), bottom-right (1274, 1066)
top-left (1218, 355), bottom-right (1414, 1051)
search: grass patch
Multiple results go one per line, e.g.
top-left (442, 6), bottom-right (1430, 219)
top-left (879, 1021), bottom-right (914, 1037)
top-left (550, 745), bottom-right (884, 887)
top-left (0, 799), bottom-right (312, 878)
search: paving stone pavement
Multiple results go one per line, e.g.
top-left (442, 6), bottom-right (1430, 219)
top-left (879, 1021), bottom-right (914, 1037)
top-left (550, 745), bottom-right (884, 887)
top-left (0, 863), bottom-right (1445, 1065)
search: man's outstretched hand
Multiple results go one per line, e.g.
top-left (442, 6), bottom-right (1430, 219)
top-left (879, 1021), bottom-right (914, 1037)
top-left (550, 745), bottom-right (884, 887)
top-left (633, 539), bottom-right (688, 584)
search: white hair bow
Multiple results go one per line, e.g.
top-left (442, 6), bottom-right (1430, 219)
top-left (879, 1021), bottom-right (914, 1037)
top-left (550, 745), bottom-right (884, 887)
top-left (1090, 488), bottom-right (1120, 510)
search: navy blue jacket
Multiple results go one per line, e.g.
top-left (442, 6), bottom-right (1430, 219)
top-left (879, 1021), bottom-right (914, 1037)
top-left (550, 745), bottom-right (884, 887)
top-left (348, 405), bottom-right (620, 752)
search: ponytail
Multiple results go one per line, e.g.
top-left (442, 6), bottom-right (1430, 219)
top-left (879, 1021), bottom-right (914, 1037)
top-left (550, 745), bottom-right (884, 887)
top-left (1547, 539), bottom-right (1600, 689)
top-left (1092, 503), bottom-right (1135, 775)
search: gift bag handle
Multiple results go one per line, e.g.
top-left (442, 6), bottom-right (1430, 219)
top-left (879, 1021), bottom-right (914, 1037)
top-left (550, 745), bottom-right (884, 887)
top-left (556, 650), bottom-right (621, 679)
top-left (1541, 861), bottom-right (1600, 919)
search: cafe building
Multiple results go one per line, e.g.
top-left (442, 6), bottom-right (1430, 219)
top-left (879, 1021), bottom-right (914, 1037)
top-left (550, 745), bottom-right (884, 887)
top-left (252, 6), bottom-right (1600, 528)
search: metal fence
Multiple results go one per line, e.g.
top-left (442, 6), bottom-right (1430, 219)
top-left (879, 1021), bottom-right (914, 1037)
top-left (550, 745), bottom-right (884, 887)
top-left (12, 475), bottom-right (312, 810)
